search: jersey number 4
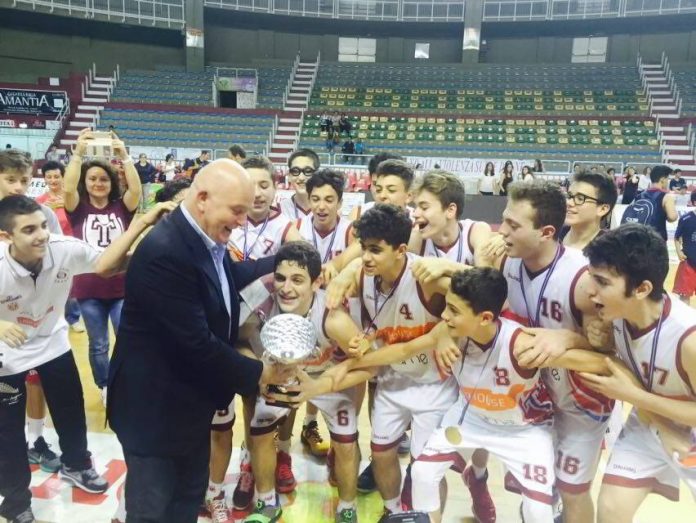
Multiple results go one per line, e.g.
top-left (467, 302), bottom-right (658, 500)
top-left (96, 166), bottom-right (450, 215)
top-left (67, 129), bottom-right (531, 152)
top-left (399, 304), bottom-right (414, 320)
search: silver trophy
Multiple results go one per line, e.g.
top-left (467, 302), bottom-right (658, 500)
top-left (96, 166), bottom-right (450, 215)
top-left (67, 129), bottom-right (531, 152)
top-left (260, 313), bottom-right (318, 407)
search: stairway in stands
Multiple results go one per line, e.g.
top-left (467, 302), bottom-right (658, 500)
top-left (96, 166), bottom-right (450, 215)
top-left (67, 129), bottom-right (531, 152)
top-left (268, 56), bottom-right (319, 164)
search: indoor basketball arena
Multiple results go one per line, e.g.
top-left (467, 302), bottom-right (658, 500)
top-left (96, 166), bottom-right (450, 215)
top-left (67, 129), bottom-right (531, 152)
top-left (0, 0), bottom-right (695, 522)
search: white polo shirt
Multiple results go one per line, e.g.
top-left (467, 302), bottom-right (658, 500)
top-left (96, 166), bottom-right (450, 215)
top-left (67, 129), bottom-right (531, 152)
top-left (0, 235), bottom-right (100, 376)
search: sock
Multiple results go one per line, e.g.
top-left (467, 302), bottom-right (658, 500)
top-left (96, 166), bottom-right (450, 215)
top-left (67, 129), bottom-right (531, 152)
top-left (337, 499), bottom-right (356, 513)
top-left (303, 414), bottom-right (317, 426)
top-left (256, 488), bottom-right (276, 506)
top-left (277, 438), bottom-right (291, 454)
top-left (384, 496), bottom-right (402, 514)
top-left (206, 481), bottom-right (223, 501)
top-left (26, 417), bottom-right (44, 446)
top-left (472, 464), bottom-right (487, 480)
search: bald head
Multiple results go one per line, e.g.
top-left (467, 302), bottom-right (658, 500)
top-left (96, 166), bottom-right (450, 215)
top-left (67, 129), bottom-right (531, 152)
top-left (185, 159), bottom-right (254, 244)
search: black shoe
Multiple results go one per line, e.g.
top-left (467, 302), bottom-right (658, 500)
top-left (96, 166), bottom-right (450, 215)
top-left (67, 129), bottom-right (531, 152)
top-left (9, 508), bottom-right (36, 523)
top-left (357, 462), bottom-right (377, 493)
top-left (27, 436), bottom-right (61, 473)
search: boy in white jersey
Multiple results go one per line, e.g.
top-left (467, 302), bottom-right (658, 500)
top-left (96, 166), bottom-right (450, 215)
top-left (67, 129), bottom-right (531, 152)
top-left (580, 224), bottom-right (696, 523)
top-left (348, 153), bottom-right (404, 221)
top-left (478, 180), bottom-right (611, 523)
top-left (278, 149), bottom-right (320, 220)
top-left (0, 195), bottom-right (172, 523)
top-left (243, 242), bottom-right (365, 523)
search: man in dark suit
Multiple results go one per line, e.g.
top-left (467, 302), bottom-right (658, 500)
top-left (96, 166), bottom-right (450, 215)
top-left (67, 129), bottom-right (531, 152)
top-left (107, 160), bottom-right (290, 523)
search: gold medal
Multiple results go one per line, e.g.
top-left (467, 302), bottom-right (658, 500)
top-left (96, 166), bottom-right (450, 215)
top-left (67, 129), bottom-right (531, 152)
top-left (445, 426), bottom-right (462, 445)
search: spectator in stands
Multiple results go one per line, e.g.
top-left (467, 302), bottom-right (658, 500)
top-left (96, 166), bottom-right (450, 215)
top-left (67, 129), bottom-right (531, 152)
top-left (354, 138), bottom-right (365, 163)
top-left (45, 145), bottom-right (62, 163)
top-left (606, 167), bottom-right (616, 179)
top-left (228, 144), bottom-right (247, 163)
top-left (159, 154), bottom-right (178, 182)
top-left (342, 137), bottom-right (355, 163)
top-left (478, 162), bottom-right (498, 195)
top-left (64, 129), bottom-right (141, 405)
top-left (339, 113), bottom-right (352, 136)
top-left (673, 190), bottom-right (696, 304)
top-left (520, 165), bottom-right (535, 182)
top-left (183, 150), bottom-right (210, 179)
top-left (135, 154), bottom-right (157, 212)
top-left (532, 159), bottom-right (544, 174)
top-left (670, 168), bottom-right (687, 193)
top-left (499, 160), bottom-right (514, 196)
top-left (621, 166), bottom-right (640, 204)
top-left (573, 164), bottom-right (582, 176)
top-left (320, 112), bottom-right (331, 133)
top-left (590, 165), bottom-right (599, 174)
top-left (638, 166), bottom-right (651, 191)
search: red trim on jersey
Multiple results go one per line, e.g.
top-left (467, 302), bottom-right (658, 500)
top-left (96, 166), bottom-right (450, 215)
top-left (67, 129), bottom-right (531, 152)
top-left (626, 295), bottom-right (673, 340)
top-left (467, 221), bottom-right (476, 255)
top-left (569, 266), bottom-right (589, 329)
top-left (418, 236), bottom-right (426, 256)
top-left (416, 280), bottom-right (442, 317)
top-left (416, 452), bottom-right (467, 472)
top-left (503, 472), bottom-right (554, 504)
top-left (509, 327), bottom-right (537, 379)
top-left (676, 325), bottom-right (696, 397)
top-left (247, 207), bottom-right (280, 226)
top-left (556, 477), bottom-right (593, 494)
top-left (501, 309), bottom-right (531, 327)
top-left (250, 416), bottom-right (287, 436)
top-left (371, 438), bottom-right (402, 452)
top-left (292, 194), bottom-right (311, 216)
top-left (525, 245), bottom-right (566, 280)
top-left (344, 222), bottom-right (353, 246)
top-left (313, 217), bottom-right (340, 239)
top-left (602, 474), bottom-right (680, 501)
top-left (321, 306), bottom-right (332, 341)
top-left (433, 224), bottom-right (461, 253)
top-left (329, 431), bottom-right (358, 443)
top-left (211, 420), bottom-right (234, 432)
top-left (280, 221), bottom-right (293, 244)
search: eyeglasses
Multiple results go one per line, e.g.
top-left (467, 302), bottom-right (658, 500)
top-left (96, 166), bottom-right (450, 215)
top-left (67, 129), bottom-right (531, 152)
top-left (288, 166), bottom-right (316, 177)
top-left (566, 191), bottom-right (601, 206)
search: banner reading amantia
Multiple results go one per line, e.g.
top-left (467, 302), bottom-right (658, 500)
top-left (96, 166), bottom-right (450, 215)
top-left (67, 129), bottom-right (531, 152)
top-left (0, 89), bottom-right (67, 116)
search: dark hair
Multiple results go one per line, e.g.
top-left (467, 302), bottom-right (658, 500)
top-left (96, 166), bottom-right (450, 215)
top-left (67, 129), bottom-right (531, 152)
top-left (42, 160), bottom-right (65, 176)
top-left (573, 171), bottom-right (618, 216)
top-left (354, 203), bottom-right (411, 249)
top-left (691, 190), bottom-right (696, 204)
top-left (201, 150), bottom-right (210, 156)
top-left (0, 149), bottom-right (32, 176)
top-left (450, 268), bottom-right (508, 317)
top-left (650, 165), bottom-right (672, 183)
top-left (228, 144), bottom-right (247, 159)
top-left (584, 224), bottom-right (667, 301)
top-left (502, 161), bottom-right (513, 176)
top-left (242, 155), bottom-right (275, 178)
top-left (607, 167), bottom-right (615, 175)
top-left (78, 160), bottom-right (121, 203)
top-left (508, 180), bottom-right (566, 239)
top-left (484, 162), bottom-right (495, 176)
top-left (275, 241), bottom-right (322, 282)
top-left (155, 178), bottom-right (191, 203)
top-left (165, 154), bottom-right (174, 162)
top-left (0, 194), bottom-right (42, 232)
top-left (674, 169), bottom-right (682, 175)
top-left (375, 159), bottom-right (414, 189)
top-left (306, 169), bottom-right (345, 200)
top-left (288, 148), bottom-right (320, 170)
top-left (415, 170), bottom-right (466, 220)
top-left (368, 152), bottom-right (403, 176)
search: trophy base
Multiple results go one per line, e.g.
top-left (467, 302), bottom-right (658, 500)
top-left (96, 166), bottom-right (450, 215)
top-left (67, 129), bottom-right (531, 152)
top-left (265, 384), bottom-right (300, 409)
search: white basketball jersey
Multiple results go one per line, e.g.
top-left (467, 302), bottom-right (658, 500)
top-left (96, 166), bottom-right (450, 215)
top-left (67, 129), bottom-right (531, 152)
top-left (279, 195), bottom-right (312, 221)
top-left (421, 219), bottom-right (477, 264)
top-left (454, 318), bottom-right (550, 427)
top-left (360, 253), bottom-right (444, 384)
top-left (503, 246), bottom-right (614, 424)
top-left (297, 216), bottom-right (352, 263)
top-left (228, 208), bottom-right (294, 261)
top-left (613, 295), bottom-right (696, 422)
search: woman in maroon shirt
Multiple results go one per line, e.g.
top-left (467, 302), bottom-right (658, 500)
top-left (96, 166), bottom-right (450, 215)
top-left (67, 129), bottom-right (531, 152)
top-left (64, 129), bottom-right (141, 404)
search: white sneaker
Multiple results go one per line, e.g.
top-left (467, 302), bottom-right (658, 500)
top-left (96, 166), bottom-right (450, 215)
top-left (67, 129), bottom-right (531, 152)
top-left (69, 322), bottom-right (85, 333)
top-left (100, 387), bottom-right (107, 408)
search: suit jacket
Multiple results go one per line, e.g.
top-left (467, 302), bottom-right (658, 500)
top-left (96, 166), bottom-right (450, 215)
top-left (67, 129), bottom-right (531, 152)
top-left (107, 206), bottom-right (270, 456)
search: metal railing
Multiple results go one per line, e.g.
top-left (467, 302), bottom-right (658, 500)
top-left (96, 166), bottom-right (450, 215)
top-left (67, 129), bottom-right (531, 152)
top-left (282, 54), bottom-right (301, 110)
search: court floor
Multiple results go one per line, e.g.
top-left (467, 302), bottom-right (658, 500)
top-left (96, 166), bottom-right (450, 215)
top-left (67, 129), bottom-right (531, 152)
top-left (13, 271), bottom-right (696, 522)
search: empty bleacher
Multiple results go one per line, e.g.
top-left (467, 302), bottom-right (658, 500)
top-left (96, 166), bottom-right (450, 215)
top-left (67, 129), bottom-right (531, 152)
top-left (674, 64), bottom-right (696, 116)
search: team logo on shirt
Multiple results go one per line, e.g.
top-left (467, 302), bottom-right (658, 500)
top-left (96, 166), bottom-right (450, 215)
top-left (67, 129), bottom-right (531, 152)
top-left (55, 269), bottom-right (69, 283)
top-left (7, 302), bottom-right (18, 312)
top-left (0, 295), bottom-right (21, 305)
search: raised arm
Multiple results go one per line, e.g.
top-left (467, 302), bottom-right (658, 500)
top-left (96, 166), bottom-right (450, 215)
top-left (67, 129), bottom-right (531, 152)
top-left (63, 129), bottom-right (91, 212)
top-left (115, 137), bottom-right (142, 212)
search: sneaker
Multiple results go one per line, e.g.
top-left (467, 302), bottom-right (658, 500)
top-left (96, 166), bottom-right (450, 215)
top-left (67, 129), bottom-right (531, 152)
top-left (400, 463), bottom-right (412, 511)
top-left (206, 492), bottom-right (232, 523)
top-left (27, 436), bottom-right (61, 473)
top-left (9, 508), bottom-right (35, 523)
top-left (335, 507), bottom-right (358, 523)
top-left (463, 467), bottom-right (496, 523)
top-left (397, 432), bottom-right (411, 456)
top-left (357, 462), bottom-right (377, 494)
top-left (275, 450), bottom-right (297, 493)
top-left (377, 508), bottom-right (392, 523)
top-left (327, 447), bottom-right (337, 487)
top-left (244, 500), bottom-right (282, 523)
top-left (69, 322), bottom-right (85, 333)
top-left (301, 420), bottom-right (330, 457)
top-left (233, 457), bottom-right (255, 510)
top-left (59, 465), bottom-right (109, 494)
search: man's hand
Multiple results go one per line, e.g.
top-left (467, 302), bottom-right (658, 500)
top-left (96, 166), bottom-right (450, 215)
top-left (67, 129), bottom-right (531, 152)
top-left (586, 319), bottom-right (614, 351)
top-left (0, 321), bottom-right (27, 348)
top-left (139, 201), bottom-right (177, 227)
top-left (411, 258), bottom-right (462, 284)
top-left (263, 368), bottom-right (332, 406)
top-left (478, 233), bottom-right (506, 267)
top-left (325, 272), bottom-right (357, 309)
top-left (578, 357), bottom-right (644, 402)
top-left (73, 128), bottom-right (93, 157)
top-left (677, 248), bottom-right (687, 262)
top-left (112, 137), bottom-right (129, 161)
top-left (259, 362), bottom-right (297, 389)
top-left (514, 328), bottom-right (574, 368)
top-left (434, 330), bottom-right (461, 374)
top-left (321, 262), bottom-right (339, 286)
top-left (346, 334), bottom-right (372, 358)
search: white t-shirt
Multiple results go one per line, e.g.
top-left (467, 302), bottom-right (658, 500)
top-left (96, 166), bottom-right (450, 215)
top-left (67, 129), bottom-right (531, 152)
top-left (0, 235), bottom-right (100, 375)
top-left (479, 175), bottom-right (495, 193)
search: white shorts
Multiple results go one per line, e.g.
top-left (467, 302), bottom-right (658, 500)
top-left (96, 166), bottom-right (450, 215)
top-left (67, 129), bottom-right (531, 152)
top-left (553, 409), bottom-right (607, 493)
top-left (211, 399), bottom-right (236, 432)
top-left (602, 410), bottom-right (696, 501)
top-left (412, 410), bottom-right (555, 514)
top-left (371, 373), bottom-right (458, 458)
top-left (250, 386), bottom-right (360, 442)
